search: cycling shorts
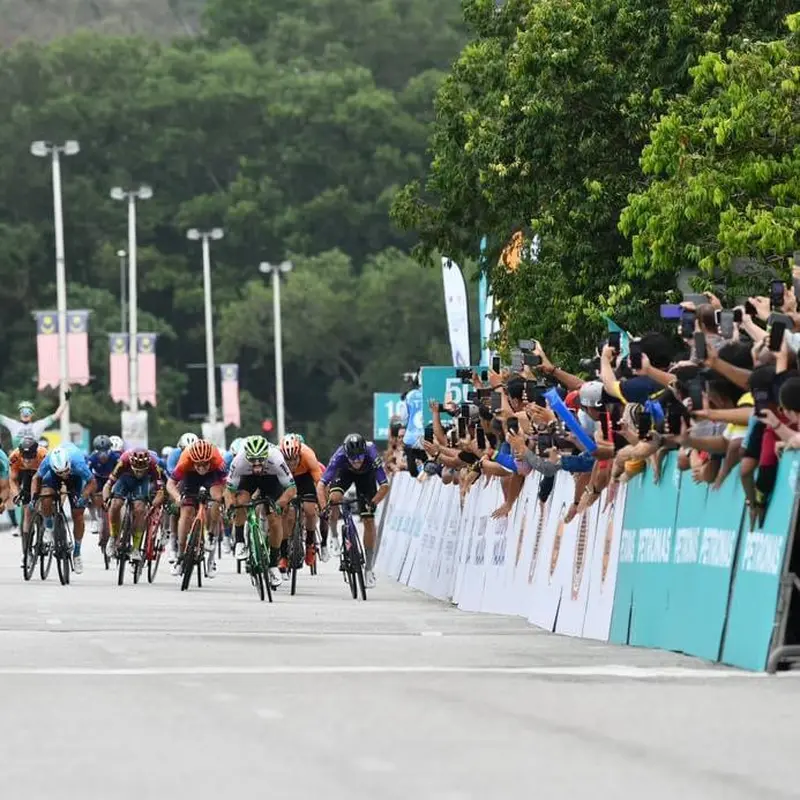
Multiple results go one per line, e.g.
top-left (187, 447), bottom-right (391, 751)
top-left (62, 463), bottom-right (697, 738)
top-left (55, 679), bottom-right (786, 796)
top-left (330, 470), bottom-right (378, 517)
top-left (41, 474), bottom-right (84, 496)
top-left (236, 474), bottom-right (285, 505)
top-left (294, 472), bottom-right (317, 502)
top-left (180, 471), bottom-right (225, 506)
top-left (111, 473), bottom-right (152, 501)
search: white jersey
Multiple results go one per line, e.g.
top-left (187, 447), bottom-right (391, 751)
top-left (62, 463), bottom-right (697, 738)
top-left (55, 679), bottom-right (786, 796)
top-left (0, 414), bottom-right (56, 447)
top-left (226, 447), bottom-right (294, 491)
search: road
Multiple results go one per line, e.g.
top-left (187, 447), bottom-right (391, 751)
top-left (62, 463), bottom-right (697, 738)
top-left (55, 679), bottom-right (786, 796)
top-left (0, 527), bottom-right (796, 800)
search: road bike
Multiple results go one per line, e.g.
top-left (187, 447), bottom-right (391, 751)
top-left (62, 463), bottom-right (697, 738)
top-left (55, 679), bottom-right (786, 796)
top-left (228, 497), bottom-right (274, 602)
top-left (180, 487), bottom-right (214, 592)
top-left (286, 497), bottom-right (307, 596)
top-left (330, 497), bottom-right (369, 601)
top-left (52, 493), bottom-right (75, 586)
top-left (112, 496), bottom-right (140, 586)
top-left (143, 503), bottom-right (168, 583)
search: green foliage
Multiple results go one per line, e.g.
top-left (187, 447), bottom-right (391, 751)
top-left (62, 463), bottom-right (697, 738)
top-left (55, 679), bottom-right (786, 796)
top-left (0, 0), bottom-right (467, 454)
top-left (393, 0), bottom-right (795, 362)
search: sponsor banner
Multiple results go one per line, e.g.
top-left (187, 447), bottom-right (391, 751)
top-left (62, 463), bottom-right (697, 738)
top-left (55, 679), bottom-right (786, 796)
top-left (34, 311), bottom-right (59, 390)
top-left (220, 363), bottom-right (240, 427)
top-left (137, 334), bottom-right (158, 406)
top-left (66, 310), bottom-right (91, 385)
top-left (441, 257), bottom-right (471, 367)
top-left (108, 333), bottom-right (129, 404)
top-left (373, 393), bottom-right (404, 441)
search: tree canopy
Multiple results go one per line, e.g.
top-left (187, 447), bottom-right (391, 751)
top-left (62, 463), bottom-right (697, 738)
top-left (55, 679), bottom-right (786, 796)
top-left (0, 0), bottom-right (467, 453)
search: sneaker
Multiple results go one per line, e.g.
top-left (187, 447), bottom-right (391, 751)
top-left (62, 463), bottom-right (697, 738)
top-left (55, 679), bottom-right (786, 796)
top-left (278, 556), bottom-right (289, 574)
top-left (365, 569), bottom-right (376, 589)
top-left (207, 558), bottom-right (218, 579)
top-left (105, 537), bottom-right (118, 559)
top-left (305, 544), bottom-right (316, 567)
top-left (43, 528), bottom-right (54, 546)
top-left (268, 567), bottom-right (282, 589)
top-left (170, 560), bottom-right (181, 577)
top-left (204, 535), bottom-right (215, 553)
top-left (320, 545), bottom-right (330, 563)
top-left (87, 518), bottom-right (99, 536)
top-left (73, 555), bottom-right (84, 575)
top-left (168, 542), bottom-right (178, 564)
top-left (130, 548), bottom-right (142, 563)
top-left (10, 526), bottom-right (20, 538)
top-left (222, 536), bottom-right (232, 555)
top-left (329, 536), bottom-right (341, 557)
top-left (234, 542), bottom-right (248, 560)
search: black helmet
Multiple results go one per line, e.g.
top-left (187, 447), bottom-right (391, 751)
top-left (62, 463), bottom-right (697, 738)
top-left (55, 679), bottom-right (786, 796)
top-left (19, 436), bottom-right (38, 459)
top-left (93, 435), bottom-right (112, 452)
top-left (343, 433), bottom-right (367, 460)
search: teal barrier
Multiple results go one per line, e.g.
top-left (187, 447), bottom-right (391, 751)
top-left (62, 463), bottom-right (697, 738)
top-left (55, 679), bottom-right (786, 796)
top-left (609, 451), bottom-right (798, 670)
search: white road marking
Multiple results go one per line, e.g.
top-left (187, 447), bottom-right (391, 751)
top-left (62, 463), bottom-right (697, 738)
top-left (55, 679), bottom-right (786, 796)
top-left (45, 618), bottom-right (62, 626)
top-left (354, 757), bottom-right (396, 773)
top-left (420, 631), bottom-right (443, 637)
top-left (0, 665), bottom-right (770, 679)
top-left (254, 708), bottom-right (284, 720)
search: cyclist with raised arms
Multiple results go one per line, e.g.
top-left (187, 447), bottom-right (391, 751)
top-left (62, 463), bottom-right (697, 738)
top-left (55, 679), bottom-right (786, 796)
top-left (319, 433), bottom-right (389, 589)
top-left (166, 439), bottom-right (227, 576)
top-left (279, 433), bottom-right (327, 565)
top-left (0, 398), bottom-right (69, 448)
top-left (103, 448), bottom-right (165, 563)
top-left (225, 435), bottom-right (296, 591)
top-left (30, 444), bottom-right (96, 574)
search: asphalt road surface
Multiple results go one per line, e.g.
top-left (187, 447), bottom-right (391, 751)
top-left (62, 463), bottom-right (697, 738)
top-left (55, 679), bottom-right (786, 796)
top-left (0, 525), bottom-right (796, 800)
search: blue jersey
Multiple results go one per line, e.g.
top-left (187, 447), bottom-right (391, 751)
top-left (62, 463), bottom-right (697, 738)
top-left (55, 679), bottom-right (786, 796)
top-left (321, 443), bottom-right (388, 485)
top-left (400, 388), bottom-right (424, 448)
top-left (87, 450), bottom-right (120, 480)
top-left (166, 447), bottom-right (182, 479)
top-left (37, 443), bottom-right (93, 489)
top-left (224, 451), bottom-right (235, 471)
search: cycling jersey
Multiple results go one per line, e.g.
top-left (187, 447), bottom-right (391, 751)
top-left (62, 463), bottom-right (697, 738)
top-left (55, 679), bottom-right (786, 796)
top-left (37, 443), bottom-right (93, 491)
top-left (108, 450), bottom-right (164, 485)
top-left (166, 447), bottom-right (182, 479)
top-left (226, 448), bottom-right (295, 492)
top-left (321, 442), bottom-right (388, 486)
top-left (0, 449), bottom-right (9, 480)
top-left (291, 444), bottom-right (323, 482)
top-left (87, 450), bottom-right (120, 483)
top-left (0, 414), bottom-right (57, 448)
top-left (399, 387), bottom-right (424, 449)
top-left (9, 446), bottom-right (48, 477)
top-left (171, 448), bottom-right (227, 483)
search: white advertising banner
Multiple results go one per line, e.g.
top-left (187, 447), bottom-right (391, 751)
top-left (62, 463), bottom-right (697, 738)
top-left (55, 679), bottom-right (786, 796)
top-left (441, 257), bottom-right (471, 367)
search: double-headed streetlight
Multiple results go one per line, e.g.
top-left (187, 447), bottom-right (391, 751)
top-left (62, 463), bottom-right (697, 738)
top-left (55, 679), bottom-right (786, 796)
top-left (30, 139), bottom-right (80, 441)
top-left (110, 185), bottom-right (152, 413)
top-left (187, 228), bottom-right (224, 424)
top-left (259, 260), bottom-right (293, 440)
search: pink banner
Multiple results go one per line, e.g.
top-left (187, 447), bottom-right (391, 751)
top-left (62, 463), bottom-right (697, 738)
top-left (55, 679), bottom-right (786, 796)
top-left (221, 364), bottom-right (241, 427)
top-left (67, 310), bottom-right (90, 385)
top-left (35, 311), bottom-right (59, 390)
top-left (137, 334), bottom-right (157, 406)
top-left (108, 334), bottom-right (129, 404)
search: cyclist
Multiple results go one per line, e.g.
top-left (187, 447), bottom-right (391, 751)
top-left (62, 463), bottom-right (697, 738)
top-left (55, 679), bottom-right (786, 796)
top-left (86, 436), bottom-right (120, 537)
top-left (166, 439), bottom-right (227, 577)
top-left (8, 437), bottom-right (47, 555)
top-left (103, 448), bottom-right (165, 563)
top-left (164, 433), bottom-right (199, 564)
top-left (30, 444), bottom-right (96, 574)
top-left (0, 397), bottom-right (69, 448)
top-left (279, 433), bottom-right (328, 565)
top-left (0, 447), bottom-right (9, 515)
top-left (225, 435), bottom-right (296, 591)
top-left (319, 433), bottom-right (389, 589)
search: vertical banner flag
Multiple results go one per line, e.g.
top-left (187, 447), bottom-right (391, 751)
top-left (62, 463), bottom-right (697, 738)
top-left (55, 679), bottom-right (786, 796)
top-left (137, 333), bottom-right (158, 406)
top-left (67, 310), bottom-right (90, 385)
top-left (478, 236), bottom-right (499, 367)
top-left (34, 311), bottom-right (59, 390)
top-left (108, 333), bottom-right (129, 404)
top-left (441, 257), bottom-right (471, 367)
top-left (221, 364), bottom-right (241, 428)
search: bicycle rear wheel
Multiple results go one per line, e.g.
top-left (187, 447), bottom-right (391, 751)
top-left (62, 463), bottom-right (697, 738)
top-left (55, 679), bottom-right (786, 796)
top-left (54, 516), bottom-right (70, 586)
top-left (22, 517), bottom-right (39, 582)
top-left (181, 519), bottom-right (201, 591)
top-left (289, 510), bottom-right (303, 597)
top-left (39, 532), bottom-right (53, 581)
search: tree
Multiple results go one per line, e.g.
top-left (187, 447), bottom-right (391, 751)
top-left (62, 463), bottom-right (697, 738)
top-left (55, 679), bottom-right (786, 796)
top-left (620, 14), bottom-right (800, 287)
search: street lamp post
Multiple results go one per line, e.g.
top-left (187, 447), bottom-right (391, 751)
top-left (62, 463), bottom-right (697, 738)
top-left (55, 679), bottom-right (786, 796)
top-left (187, 228), bottom-right (224, 424)
top-left (111, 185), bottom-right (153, 413)
top-left (259, 260), bottom-right (293, 440)
top-left (117, 249), bottom-right (127, 332)
top-left (30, 139), bottom-right (80, 442)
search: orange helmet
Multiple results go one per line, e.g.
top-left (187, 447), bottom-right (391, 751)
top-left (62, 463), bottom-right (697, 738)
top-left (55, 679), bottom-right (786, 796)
top-left (188, 439), bottom-right (214, 464)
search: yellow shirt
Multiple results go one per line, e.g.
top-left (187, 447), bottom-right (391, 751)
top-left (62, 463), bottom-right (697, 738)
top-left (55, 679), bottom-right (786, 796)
top-left (724, 393), bottom-right (753, 440)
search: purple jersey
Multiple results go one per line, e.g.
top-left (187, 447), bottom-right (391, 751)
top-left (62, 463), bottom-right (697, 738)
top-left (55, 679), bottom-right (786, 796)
top-left (321, 443), bottom-right (388, 485)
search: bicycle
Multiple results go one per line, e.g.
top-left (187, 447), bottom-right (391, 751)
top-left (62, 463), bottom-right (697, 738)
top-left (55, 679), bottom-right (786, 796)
top-left (52, 493), bottom-right (75, 586)
top-left (143, 503), bottom-right (167, 583)
top-left (111, 496), bottom-right (138, 586)
top-left (18, 491), bottom-right (42, 582)
top-left (329, 497), bottom-right (369, 601)
top-left (228, 498), bottom-right (274, 602)
top-left (286, 497), bottom-right (306, 596)
top-left (94, 493), bottom-right (111, 570)
top-left (180, 487), bottom-right (214, 592)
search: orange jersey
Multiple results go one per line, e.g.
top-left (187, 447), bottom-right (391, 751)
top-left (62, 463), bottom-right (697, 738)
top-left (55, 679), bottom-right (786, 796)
top-left (9, 446), bottom-right (48, 477)
top-left (292, 444), bottom-right (323, 483)
top-left (171, 448), bottom-right (226, 482)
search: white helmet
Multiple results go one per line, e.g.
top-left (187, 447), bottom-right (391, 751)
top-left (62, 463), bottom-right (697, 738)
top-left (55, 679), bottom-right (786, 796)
top-left (161, 445), bottom-right (172, 457)
top-left (177, 432), bottom-right (199, 449)
top-left (109, 436), bottom-right (124, 452)
top-left (280, 433), bottom-right (302, 462)
top-left (49, 446), bottom-right (71, 476)
top-left (229, 437), bottom-right (245, 456)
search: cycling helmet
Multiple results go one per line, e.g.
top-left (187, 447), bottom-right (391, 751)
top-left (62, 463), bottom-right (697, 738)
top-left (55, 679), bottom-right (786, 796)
top-left (109, 436), bottom-right (124, 452)
top-left (343, 433), bottom-right (367, 460)
top-left (244, 435), bottom-right (270, 462)
top-left (161, 445), bottom-right (172, 457)
top-left (50, 447), bottom-right (71, 476)
top-left (229, 437), bottom-right (245, 456)
top-left (188, 439), bottom-right (214, 464)
top-left (177, 432), bottom-right (199, 449)
top-left (129, 449), bottom-right (151, 474)
top-left (19, 436), bottom-right (38, 460)
top-left (93, 435), bottom-right (112, 452)
top-left (18, 401), bottom-right (35, 416)
top-left (280, 434), bottom-right (302, 462)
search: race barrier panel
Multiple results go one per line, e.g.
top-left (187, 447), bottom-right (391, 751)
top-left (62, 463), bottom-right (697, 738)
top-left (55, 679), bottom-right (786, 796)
top-left (377, 452), bottom-right (800, 671)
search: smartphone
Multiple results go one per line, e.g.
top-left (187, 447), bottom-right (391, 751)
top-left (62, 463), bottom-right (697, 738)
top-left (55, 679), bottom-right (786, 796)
top-left (466, 390), bottom-right (478, 403)
top-left (684, 293), bottom-right (709, 307)
top-left (745, 300), bottom-right (758, 317)
top-left (793, 275), bottom-right (800, 302)
top-left (771, 280), bottom-right (785, 310)
top-left (457, 417), bottom-right (467, 439)
top-left (768, 312), bottom-right (793, 330)
top-left (629, 340), bottom-right (642, 370)
top-left (659, 303), bottom-right (682, 320)
top-left (523, 353), bottom-right (542, 367)
top-left (492, 355), bottom-right (501, 373)
top-left (769, 320), bottom-right (787, 352)
top-left (510, 349), bottom-right (523, 372)
top-left (733, 308), bottom-right (743, 324)
top-left (637, 411), bottom-right (652, 440)
top-left (476, 427), bottom-right (486, 450)
top-left (608, 331), bottom-right (621, 352)
top-left (688, 378), bottom-right (705, 411)
top-left (506, 417), bottom-right (520, 435)
top-left (477, 387), bottom-right (493, 399)
top-left (436, 403), bottom-right (447, 414)
top-left (424, 427), bottom-right (434, 444)
top-left (680, 309), bottom-right (696, 339)
top-left (518, 339), bottom-right (536, 352)
top-left (693, 331), bottom-right (707, 362)
top-left (455, 367), bottom-right (472, 381)
top-left (718, 310), bottom-right (734, 339)
top-left (537, 433), bottom-right (553, 455)
top-left (490, 392), bottom-right (502, 413)
top-left (460, 402), bottom-right (470, 419)
top-left (753, 388), bottom-right (771, 418)
top-left (480, 369), bottom-right (488, 382)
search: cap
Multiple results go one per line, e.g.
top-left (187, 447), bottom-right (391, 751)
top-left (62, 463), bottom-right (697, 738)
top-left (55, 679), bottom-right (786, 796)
top-left (579, 381), bottom-right (604, 408)
top-left (565, 390), bottom-right (581, 411)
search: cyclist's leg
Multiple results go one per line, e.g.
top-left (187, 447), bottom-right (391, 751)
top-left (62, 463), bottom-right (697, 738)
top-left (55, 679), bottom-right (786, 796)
top-left (38, 476), bottom-right (59, 542)
top-left (131, 481), bottom-right (150, 557)
top-left (354, 473), bottom-right (379, 574)
top-left (68, 477), bottom-right (86, 559)
top-left (232, 488), bottom-right (251, 557)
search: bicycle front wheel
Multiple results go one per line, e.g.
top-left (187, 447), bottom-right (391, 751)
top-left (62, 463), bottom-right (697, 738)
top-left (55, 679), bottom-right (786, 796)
top-left (22, 517), bottom-right (39, 582)
top-left (54, 516), bottom-right (70, 586)
top-left (181, 519), bottom-right (202, 592)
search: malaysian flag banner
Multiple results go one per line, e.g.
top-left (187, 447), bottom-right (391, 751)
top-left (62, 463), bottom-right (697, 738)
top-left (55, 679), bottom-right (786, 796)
top-left (67, 310), bottom-right (91, 385)
top-left (137, 333), bottom-right (158, 406)
top-left (34, 311), bottom-right (60, 391)
top-left (220, 363), bottom-right (241, 428)
top-left (108, 333), bottom-right (129, 405)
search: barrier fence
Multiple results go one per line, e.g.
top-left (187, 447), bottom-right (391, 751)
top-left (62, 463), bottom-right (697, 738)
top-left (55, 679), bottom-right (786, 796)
top-left (375, 452), bottom-right (800, 671)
